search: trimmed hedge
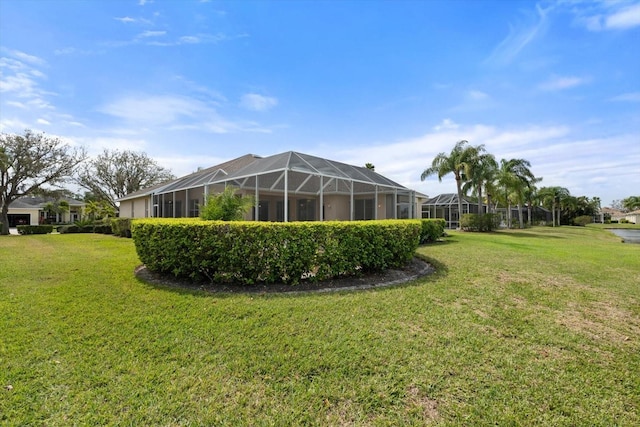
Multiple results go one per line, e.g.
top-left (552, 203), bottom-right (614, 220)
top-left (16, 225), bottom-right (54, 235)
top-left (111, 218), bottom-right (132, 238)
top-left (460, 213), bottom-right (501, 232)
top-left (132, 219), bottom-right (421, 285)
top-left (58, 223), bottom-right (113, 234)
top-left (572, 215), bottom-right (592, 226)
top-left (419, 219), bottom-right (446, 243)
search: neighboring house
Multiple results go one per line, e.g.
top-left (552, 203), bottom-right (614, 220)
top-left (6, 196), bottom-right (85, 227)
top-left (623, 210), bottom-right (640, 224)
top-left (421, 193), bottom-right (476, 229)
top-left (597, 207), bottom-right (624, 223)
top-left (421, 193), bottom-right (552, 229)
top-left (117, 151), bottom-right (426, 222)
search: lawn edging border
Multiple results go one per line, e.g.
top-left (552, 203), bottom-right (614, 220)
top-left (134, 255), bottom-right (435, 295)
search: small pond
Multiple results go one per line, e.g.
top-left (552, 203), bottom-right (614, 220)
top-left (608, 229), bottom-right (640, 244)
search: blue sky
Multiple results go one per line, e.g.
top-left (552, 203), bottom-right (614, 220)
top-left (1, 0), bottom-right (638, 206)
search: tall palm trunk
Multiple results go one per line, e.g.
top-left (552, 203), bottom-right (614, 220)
top-left (552, 201), bottom-right (556, 227)
top-left (517, 203), bottom-right (524, 229)
top-left (455, 176), bottom-right (463, 229)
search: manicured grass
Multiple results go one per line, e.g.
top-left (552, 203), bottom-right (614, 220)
top-left (1, 227), bottom-right (638, 425)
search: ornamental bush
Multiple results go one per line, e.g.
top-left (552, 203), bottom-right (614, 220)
top-left (572, 215), bottom-right (592, 226)
top-left (419, 219), bottom-right (446, 243)
top-left (132, 219), bottom-right (421, 285)
top-left (460, 213), bottom-right (501, 232)
top-left (16, 225), bottom-right (54, 235)
top-left (110, 218), bottom-right (132, 237)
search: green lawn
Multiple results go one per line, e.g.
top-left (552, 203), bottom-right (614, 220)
top-left (1, 227), bottom-right (638, 425)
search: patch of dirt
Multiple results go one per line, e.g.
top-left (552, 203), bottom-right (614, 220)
top-left (406, 385), bottom-right (440, 421)
top-left (557, 301), bottom-right (639, 344)
top-left (134, 257), bottom-right (435, 294)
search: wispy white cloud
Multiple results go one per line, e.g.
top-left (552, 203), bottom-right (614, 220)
top-left (0, 118), bottom-right (31, 132)
top-left (0, 48), bottom-right (47, 67)
top-left (172, 75), bottom-right (227, 103)
top-left (114, 16), bottom-right (136, 24)
top-left (145, 32), bottom-right (248, 47)
top-left (0, 52), bottom-right (53, 103)
top-left (138, 30), bottom-right (166, 38)
top-left (448, 89), bottom-right (495, 113)
top-left (240, 93), bottom-right (278, 112)
top-left (0, 49), bottom-right (88, 135)
top-left (609, 91), bottom-right (640, 102)
top-left (6, 100), bottom-right (27, 109)
top-left (571, 1), bottom-right (640, 31)
top-left (432, 118), bottom-right (459, 131)
top-left (73, 136), bottom-right (150, 155)
top-left (484, 3), bottom-right (552, 66)
top-left (98, 93), bottom-right (274, 134)
top-left (538, 75), bottom-right (589, 91)
top-left (138, 0), bottom-right (153, 6)
top-left (468, 90), bottom-right (489, 101)
top-left (54, 47), bottom-right (101, 56)
top-left (0, 73), bottom-right (40, 94)
top-left (99, 95), bottom-right (212, 125)
top-left (606, 3), bottom-right (640, 29)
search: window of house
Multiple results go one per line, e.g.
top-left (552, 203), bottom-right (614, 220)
top-left (297, 199), bottom-right (316, 221)
top-left (253, 201), bottom-right (269, 221)
top-left (276, 201), bottom-right (290, 222)
top-left (189, 199), bottom-right (200, 217)
top-left (355, 199), bottom-right (374, 220)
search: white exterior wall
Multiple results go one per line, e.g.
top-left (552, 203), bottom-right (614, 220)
top-left (625, 213), bottom-right (639, 224)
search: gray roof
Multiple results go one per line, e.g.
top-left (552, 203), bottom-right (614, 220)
top-left (9, 196), bottom-right (85, 209)
top-left (117, 154), bottom-right (260, 201)
top-left (119, 151), bottom-right (411, 200)
top-left (223, 152), bottom-right (406, 188)
top-left (423, 193), bottom-right (474, 206)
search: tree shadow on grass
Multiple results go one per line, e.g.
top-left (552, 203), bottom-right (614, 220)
top-left (491, 230), bottom-right (565, 239)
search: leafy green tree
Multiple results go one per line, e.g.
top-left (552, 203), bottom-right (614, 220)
top-left (0, 130), bottom-right (86, 235)
top-left (42, 199), bottom-right (70, 223)
top-left (76, 149), bottom-right (174, 211)
top-left (83, 200), bottom-right (115, 221)
top-left (421, 140), bottom-right (478, 226)
top-left (364, 163), bottom-right (375, 171)
top-left (622, 196), bottom-right (640, 211)
top-left (200, 186), bottom-right (254, 221)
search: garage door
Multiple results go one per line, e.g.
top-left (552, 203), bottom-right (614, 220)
top-left (7, 214), bottom-right (31, 227)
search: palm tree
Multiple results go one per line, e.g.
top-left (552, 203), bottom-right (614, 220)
top-left (84, 200), bottom-right (100, 221)
top-left (622, 196), bottom-right (640, 211)
top-left (495, 158), bottom-right (536, 228)
top-left (522, 183), bottom-right (542, 227)
top-left (421, 140), bottom-right (477, 227)
top-left (462, 148), bottom-right (497, 215)
top-left (538, 186), bottom-right (570, 227)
